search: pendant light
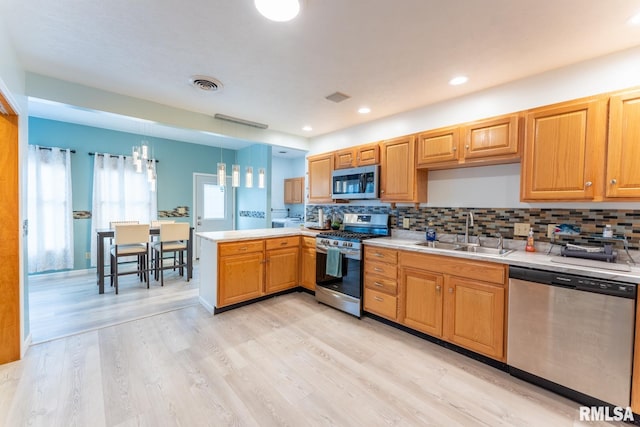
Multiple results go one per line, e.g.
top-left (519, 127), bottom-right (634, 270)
top-left (254, 0), bottom-right (300, 22)
top-left (258, 168), bottom-right (266, 189)
top-left (217, 162), bottom-right (226, 189)
top-left (232, 164), bottom-right (240, 187)
top-left (246, 167), bottom-right (254, 188)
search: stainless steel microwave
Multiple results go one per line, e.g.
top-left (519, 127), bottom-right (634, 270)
top-left (331, 165), bottom-right (379, 200)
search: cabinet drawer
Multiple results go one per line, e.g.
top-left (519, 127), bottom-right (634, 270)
top-left (265, 236), bottom-right (300, 250)
top-left (365, 261), bottom-right (397, 280)
top-left (219, 240), bottom-right (264, 256)
top-left (364, 289), bottom-right (397, 320)
top-left (301, 236), bottom-right (316, 248)
top-left (365, 247), bottom-right (398, 264)
top-left (364, 274), bottom-right (397, 295)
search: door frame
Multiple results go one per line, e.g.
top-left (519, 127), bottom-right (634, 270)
top-left (0, 82), bottom-right (26, 363)
top-left (192, 172), bottom-right (236, 259)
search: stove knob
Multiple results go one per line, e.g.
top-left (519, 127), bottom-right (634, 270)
top-left (333, 241), bottom-right (338, 245)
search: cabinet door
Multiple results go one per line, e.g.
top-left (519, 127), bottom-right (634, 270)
top-left (399, 267), bottom-right (443, 337)
top-left (334, 148), bottom-right (356, 169)
top-left (461, 114), bottom-right (520, 162)
top-left (300, 247), bottom-right (316, 290)
top-left (291, 177), bottom-right (304, 203)
top-left (308, 154), bottom-right (334, 203)
top-left (284, 178), bottom-right (295, 204)
top-left (606, 89), bottom-right (640, 198)
top-left (521, 98), bottom-right (607, 201)
top-left (380, 135), bottom-right (417, 202)
top-left (266, 246), bottom-right (299, 293)
top-left (218, 252), bottom-right (264, 307)
top-left (364, 288), bottom-right (398, 321)
top-left (416, 126), bottom-right (459, 167)
top-left (443, 276), bottom-right (505, 360)
top-left (356, 143), bottom-right (380, 166)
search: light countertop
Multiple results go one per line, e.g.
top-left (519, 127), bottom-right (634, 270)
top-left (197, 227), bottom-right (320, 243)
top-left (364, 235), bottom-right (640, 284)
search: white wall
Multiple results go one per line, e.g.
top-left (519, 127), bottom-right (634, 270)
top-left (309, 46), bottom-right (640, 210)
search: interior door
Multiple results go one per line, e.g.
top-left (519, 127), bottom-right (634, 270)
top-left (194, 173), bottom-right (234, 258)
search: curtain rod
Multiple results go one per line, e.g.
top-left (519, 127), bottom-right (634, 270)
top-left (88, 152), bottom-right (159, 163)
top-left (37, 146), bottom-right (76, 153)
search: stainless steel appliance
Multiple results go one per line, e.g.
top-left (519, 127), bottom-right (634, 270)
top-left (508, 266), bottom-right (636, 407)
top-left (331, 165), bottom-right (379, 200)
top-left (315, 213), bottom-right (389, 317)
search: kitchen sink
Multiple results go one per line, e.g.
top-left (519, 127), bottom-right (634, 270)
top-left (416, 241), bottom-right (514, 257)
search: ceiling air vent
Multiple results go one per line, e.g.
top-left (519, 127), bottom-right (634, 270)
top-left (190, 75), bottom-right (223, 92)
top-left (325, 91), bottom-right (351, 103)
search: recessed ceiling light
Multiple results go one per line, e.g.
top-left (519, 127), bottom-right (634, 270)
top-left (358, 107), bottom-right (371, 114)
top-left (302, 125), bottom-right (313, 132)
top-left (449, 75), bottom-right (469, 86)
top-left (629, 12), bottom-right (640, 25)
top-left (255, 0), bottom-right (300, 22)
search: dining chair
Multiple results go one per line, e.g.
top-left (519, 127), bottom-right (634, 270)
top-left (109, 220), bottom-right (142, 280)
top-left (110, 223), bottom-right (150, 294)
top-left (151, 222), bottom-right (190, 287)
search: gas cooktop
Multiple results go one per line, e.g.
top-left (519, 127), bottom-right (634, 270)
top-left (316, 230), bottom-right (383, 242)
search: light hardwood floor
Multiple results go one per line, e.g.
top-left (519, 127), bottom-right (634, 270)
top-left (1, 292), bottom-right (624, 426)
top-left (28, 264), bottom-right (200, 343)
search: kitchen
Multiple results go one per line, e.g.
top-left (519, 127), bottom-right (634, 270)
top-left (3, 1), bottom-right (640, 425)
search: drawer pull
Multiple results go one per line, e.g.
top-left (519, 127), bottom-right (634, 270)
top-left (280, 241), bottom-right (288, 245)
top-left (374, 296), bottom-right (384, 302)
top-left (240, 247), bottom-right (247, 251)
top-left (436, 285), bottom-right (441, 292)
top-left (374, 267), bottom-right (383, 272)
top-left (374, 282), bottom-right (384, 287)
top-left (374, 253), bottom-right (384, 257)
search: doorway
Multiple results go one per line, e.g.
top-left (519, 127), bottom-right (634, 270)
top-left (193, 173), bottom-right (235, 258)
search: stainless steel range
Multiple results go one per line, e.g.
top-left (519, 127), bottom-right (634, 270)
top-left (315, 213), bottom-right (389, 317)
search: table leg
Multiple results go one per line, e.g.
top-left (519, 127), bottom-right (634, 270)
top-left (187, 227), bottom-right (193, 280)
top-left (98, 233), bottom-right (105, 294)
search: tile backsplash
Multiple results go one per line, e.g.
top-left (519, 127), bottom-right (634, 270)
top-left (306, 205), bottom-right (640, 250)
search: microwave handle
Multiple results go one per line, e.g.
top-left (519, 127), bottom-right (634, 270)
top-left (359, 174), bottom-right (366, 193)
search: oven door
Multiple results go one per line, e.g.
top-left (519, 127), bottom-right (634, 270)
top-left (315, 246), bottom-right (362, 299)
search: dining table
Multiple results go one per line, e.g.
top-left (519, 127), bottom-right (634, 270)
top-left (96, 226), bottom-right (193, 294)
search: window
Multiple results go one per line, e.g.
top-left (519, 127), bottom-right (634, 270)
top-left (203, 183), bottom-right (226, 219)
top-left (90, 154), bottom-right (157, 265)
top-left (27, 146), bottom-right (73, 272)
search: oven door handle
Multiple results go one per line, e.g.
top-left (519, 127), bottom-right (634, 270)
top-left (316, 246), bottom-right (328, 255)
top-left (316, 246), bottom-right (360, 260)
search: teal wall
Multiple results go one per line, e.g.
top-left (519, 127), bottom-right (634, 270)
top-left (28, 117), bottom-right (236, 271)
top-left (236, 144), bottom-right (272, 230)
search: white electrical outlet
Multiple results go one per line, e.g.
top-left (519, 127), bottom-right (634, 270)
top-left (514, 223), bottom-right (531, 236)
top-left (547, 224), bottom-right (558, 238)
top-left (85, 252), bottom-right (91, 259)
top-left (402, 218), bottom-right (410, 228)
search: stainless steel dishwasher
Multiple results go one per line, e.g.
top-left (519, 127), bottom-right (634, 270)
top-left (508, 266), bottom-right (636, 408)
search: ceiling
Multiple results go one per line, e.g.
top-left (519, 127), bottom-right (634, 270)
top-left (3, 0), bottom-right (640, 142)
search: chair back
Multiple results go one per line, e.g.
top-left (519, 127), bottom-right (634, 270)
top-left (151, 220), bottom-right (175, 227)
top-left (159, 222), bottom-right (189, 242)
top-left (110, 220), bottom-right (139, 228)
top-left (114, 224), bottom-right (150, 245)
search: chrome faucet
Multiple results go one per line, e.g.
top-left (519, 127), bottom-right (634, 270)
top-left (495, 233), bottom-right (503, 250)
top-left (464, 211), bottom-right (474, 244)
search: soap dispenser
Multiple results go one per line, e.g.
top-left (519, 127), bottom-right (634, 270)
top-left (525, 228), bottom-right (536, 252)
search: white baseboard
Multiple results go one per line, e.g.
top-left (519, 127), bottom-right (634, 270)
top-left (22, 332), bottom-right (32, 358)
top-left (199, 296), bottom-right (215, 315)
top-left (28, 268), bottom-right (95, 281)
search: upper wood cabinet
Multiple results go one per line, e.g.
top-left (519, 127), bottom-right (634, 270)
top-left (606, 89), bottom-right (640, 199)
top-left (380, 135), bottom-right (428, 204)
top-left (284, 177), bottom-right (304, 204)
top-left (307, 153), bottom-right (334, 203)
top-left (461, 114), bottom-right (521, 163)
top-left (416, 114), bottom-right (521, 169)
top-left (334, 142), bottom-right (380, 169)
top-left (416, 126), bottom-right (460, 167)
top-left (520, 97), bottom-right (608, 201)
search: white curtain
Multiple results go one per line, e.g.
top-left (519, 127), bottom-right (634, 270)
top-left (90, 154), bottom-right (157, 266)
top-left (27, 145), bottom-right (74, 273)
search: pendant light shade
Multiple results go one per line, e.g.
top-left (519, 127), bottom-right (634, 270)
top-left (217, 162), bottom-right (226, 188)
top-left (246, 166), bottom-right (254, 188)
top-left (258, 168), bottom-right (266, 189)
top-left (232, 164), bottom-right (240, 187)
top-left (254, 0), bottom-right (300, 22)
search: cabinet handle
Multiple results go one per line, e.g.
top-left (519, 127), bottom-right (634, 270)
top-left (374, 296), bottom-right (384, 302)
top-left (240, 247), bottom-right (247, 251)
top-left (374, 267), bottom-right (383, 272)
top-left (280, 241), bottom-right (288, 246)
top-left (585, 181), bottom-right (593, 187)
top-left (610, 179), bottom-right (617, 185)
top-left (374, 253), bottom-right (384, 257)
top-left (436, 285), bottom-right (441, 292)
top-left (374, 282), bottom-right (384, 287)
top-left (452, 146), bottom-right (457, 152)
top-left (465, 145), bottom-right (469, 150)
top-left (448, 288), bottom-right (453, 294)
top-left (381, 189), bottom-right (385, 194)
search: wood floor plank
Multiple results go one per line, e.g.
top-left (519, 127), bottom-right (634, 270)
top-left (1, 292), bottom-right (628, 426)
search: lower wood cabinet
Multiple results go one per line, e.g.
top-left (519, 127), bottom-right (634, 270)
top-left (218, 242), bottom-right (265, 307)
top-left (300, 236), bottom-right (316, 291)
top-left (397, 251), bottom-right (507, 361)
top-left (218, 236), bottom-right (301, 308)
top-left (363, 288), bottom-right (397, 320)
top-left (363, 247), bottom-right (398, 321)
